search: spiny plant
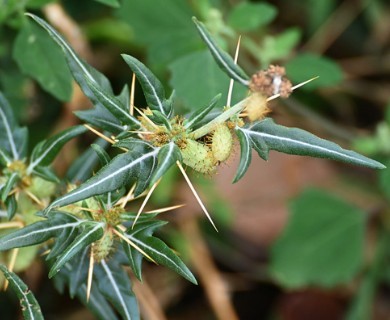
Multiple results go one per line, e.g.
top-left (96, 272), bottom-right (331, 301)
top-left (0, 13), bottom-right (385, 319)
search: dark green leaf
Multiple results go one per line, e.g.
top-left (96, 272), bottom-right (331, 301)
top-left (13, 20), bottom-right (73, 101)
top-left (1, 172), bottom-right (19, 202)
top-left (242, 118), bottom-right (385, 169)
top-left (96, 260), bottom-right (139, 320)
top-left (0, 92), bottom-right (28, 160)
top-left (5, 194), bottom-right (17, 220)
top-left (150, 143), bottom-right (182, 186)
top-left (124, 221), bottom-right (197, 284)
top-left (66, 138), bottom-right (110, 183)
top-left (192, 17), bottom-right (250, 86)
top-left (0, 212), bottom-right (80, 250)
top-left (233, 128), bottom-right (252, 183)
top-left (122, 54), bottom-right (172, 116)
top-left (68, 247), bottom-right (89, 298)
top-left (49, 222), bottom-right (104, 278)
top-left (270, 188), bottom-right (365, 288)
top-left (91, 143), bottom-right (111, 166)
top-left (228, 2), bottom-right (277, 31)
top-left (286, 53), bottom-right (343, 89)
top-left (185, 93), bottom-right (221, 129)
top-left (28, 125), bottom-right (87, 172)
top-left (75, 104), bottom-right (125, 134)
top-left (0, 264), bottom-right (44, 320)
top-left (27, 14), bottom-right (140, 128)
top-left (32, 166), bottom-right (60, 183)
top-left (46, 147), bottom-right (158, 213)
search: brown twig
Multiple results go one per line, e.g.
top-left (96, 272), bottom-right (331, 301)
top-left (130, 274), bottom-right (168, 320)
top-left (180, 217), bottom-right (239, 320)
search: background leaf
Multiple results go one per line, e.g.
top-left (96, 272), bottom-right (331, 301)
top-left (286, 53), bottom-right (343, 89)
top-left (228, 2), bottom-right (277, 32)
top-left (0, 264), bottom-right (44, 320)
top-left (269, 188), bottom-right (365, 288)
top-left (169, 50), bottom-right (247, 109)
top-left (13, 20), bottom-right (73, 101)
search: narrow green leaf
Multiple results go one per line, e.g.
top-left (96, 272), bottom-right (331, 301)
top-left (1, 172), bottom-right (19, 202)
top-left (124, 223), bottom-right (197, 284)
top-left (32, 166), bottom-right (60, 183)
top-left (228, 2), bottom-right (277, 31)
top-left (68, 248), bottom-right (89, 298)
top-left (77, 282), bottom-right (120, 320)
top-left (150, 143), bottom-right (182, 186)
top-left (270, 189), bottom-right (365, 288)
top-left (47, 222), bottom-right (80, 260)
top-left (27, 14), bottom-right (140, 128)
top-left (49, 222), bottom-right (104, 278)
top-left (0, 265), bottom-right (44, 320)
top-left (66, 138), bottom-right (110, 183)
top-left (185, 93), bottom-right (221, 129)
top-left (192, 17), bottom-right (250, 86)
top-left (13, 20), bottom-right (73, 101)
top-left (242, 118), bottom-right (385, 169)
top-left (91, 143), bottom-right (111, 166)
top-left (46, 148), bottom-right (158, 213)
top-left (0, 92), bottom-right (28, 160)
top-left (0, 148), bottom-right (12, 166)
top-left (96, 260), bottom-right (139, 320)
top-left (233, 128), bottom-right (252, 183)
top-left (5, 194), bottom-right (17, 220)
top-left (28, 125), bottom-right (87, 173)
top-left (121, 54), bottom-right (172, 116)
top-left (75, 103), bottom-right (126, 134)
top-left (0, 212), bottom-right (80, 251)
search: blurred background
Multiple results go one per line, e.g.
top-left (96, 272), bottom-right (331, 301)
top-left (0, 0), bottom-right (390, 319)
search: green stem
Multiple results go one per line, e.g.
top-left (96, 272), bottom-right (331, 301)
top-left (190, 97), bottom-right (249, 139)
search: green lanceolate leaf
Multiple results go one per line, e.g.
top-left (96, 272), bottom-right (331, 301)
top-left (150, 143), bottom-right (182, 186)
top-left (121, 54), bottom-right (172, 117)
top-left (46, 147), bottom-right (158, 214)
top-left (185, 93), bottom-right (221, 129)
top-left (32, 166), bottom-right (60, 183)
top-left (241, 118), bottom-right (385, 169)
top-left (68, 248), bottom-right (89, 298)
top-left (0, 265), bottom-right (44, 320)
top-left (75, 103), bottom-right (126, 134)
top-left (192, 17), bottom-right (250, 86)
top-left (91, 143), bottom-right (111, 166)
top-left (0, 212), bottom-right (80, 251)
top-left (49, 222), bottom-right (105, 278)
top-left (96, 260), bottom-right (139, 320)
top-left (28, 125), bottom-right (87, 173)
top-left (233, 128), bottom-right (252, 183)
top-left (1, 171), bottom-right (19, 202)
top-left (94, 0), bottom-right (120, 8)
top-left (5, 195), bottom-right (17, 220)
top-left (0, 92), bottom-right (28, 160)
top-left (66, 138), bottom-right (110, 183)
top-left (0, 148), bottom-right (12, 166)
top-left (123, 221), bottom-right (197, 284)
top-left (13, 20), bottom-right (73, 101)
top-left (27, 14), bottom-right (140, 128)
